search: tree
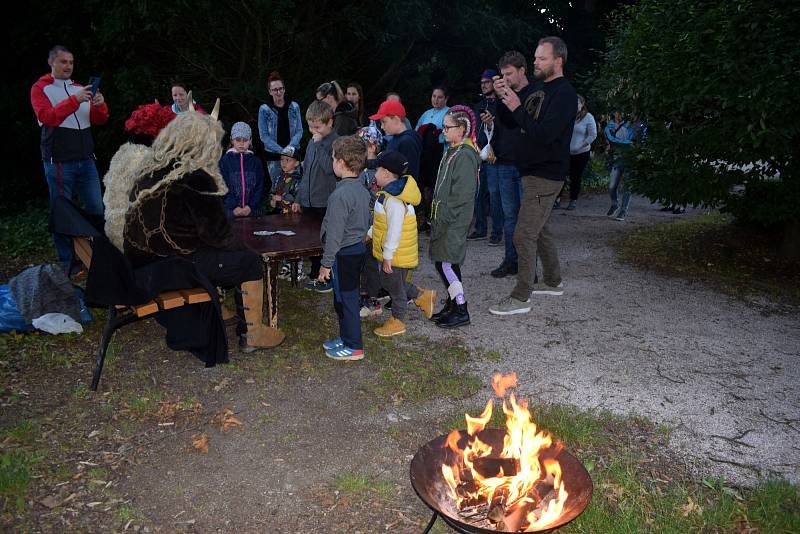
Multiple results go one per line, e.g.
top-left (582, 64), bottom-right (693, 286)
top-left (592, 0), bottom-right (800, 252)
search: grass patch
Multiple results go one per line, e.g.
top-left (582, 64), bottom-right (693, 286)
top-left (439, 402), bottom-right (800, 533)
top-left (334, 472), bottom-right (395, 500)
top-left (367, 335), bottom-right (481, 404)
top-left (615, 213), bottom-right (800, 304)
top-left (231, 283), bottom-right (481, 405)
top-left (1, 421), bottom-right (36, 446)
top-left (0, 451), bottom-right (36, 513)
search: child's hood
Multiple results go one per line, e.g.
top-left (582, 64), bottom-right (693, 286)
top-left (382, 175), bottom-right (421, 206)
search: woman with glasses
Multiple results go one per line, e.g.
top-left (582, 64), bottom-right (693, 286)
top-left (258, 71), bottom-right (304, 183)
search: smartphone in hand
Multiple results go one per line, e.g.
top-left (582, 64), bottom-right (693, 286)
top-left (89, 76), bottom-right (102, 96)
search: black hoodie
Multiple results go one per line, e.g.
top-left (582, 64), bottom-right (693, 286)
top-left (333, 101), bottom-right (359, 136)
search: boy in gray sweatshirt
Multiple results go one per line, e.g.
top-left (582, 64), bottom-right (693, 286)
top-left (292, 100), bottom-right (339, 289)
top-left (317, 136), bottom-right (371, 361)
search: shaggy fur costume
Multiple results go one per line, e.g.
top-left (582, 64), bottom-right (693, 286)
top-left (103, 112), bottom-right (233, 264)
top-left (103, 143), bottom-right (150, 251)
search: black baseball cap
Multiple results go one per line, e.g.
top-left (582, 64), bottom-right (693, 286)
top-left (375, 150), bottom-right (408, 176)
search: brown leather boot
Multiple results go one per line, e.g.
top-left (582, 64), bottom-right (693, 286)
top-left (240, 280), bottom-right (285, 352)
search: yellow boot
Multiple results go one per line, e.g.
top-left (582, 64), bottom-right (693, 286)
top-left (240, 280), bottom-right (285, 352)
top-left (414, 288), bottom-right (436, 320)
top-left (374, 317), bottom-right (406, 337)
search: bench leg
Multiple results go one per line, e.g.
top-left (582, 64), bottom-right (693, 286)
top-left (91, 306), bottom-right (118, 391)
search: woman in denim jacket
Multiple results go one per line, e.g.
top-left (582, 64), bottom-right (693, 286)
top-left (258, 71), bottom-right (304, 183)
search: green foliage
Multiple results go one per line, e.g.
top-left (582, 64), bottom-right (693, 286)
top-left (592, 0), bottom-right (800, 226)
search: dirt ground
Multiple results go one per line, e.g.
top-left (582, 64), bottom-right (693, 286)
top-left (3, 193), bottom-right (798, 533)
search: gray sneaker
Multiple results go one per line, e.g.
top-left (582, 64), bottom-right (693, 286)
top-left (532, 282), bottom-right (564, 295)
top-left (489, 296), bottom-right (532, 315)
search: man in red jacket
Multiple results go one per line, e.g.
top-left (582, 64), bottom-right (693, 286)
top-left (30, 45), bottom-right (109, 271)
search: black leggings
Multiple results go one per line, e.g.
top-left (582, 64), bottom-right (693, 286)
top-left (567, 151), bottom-right (591, 201)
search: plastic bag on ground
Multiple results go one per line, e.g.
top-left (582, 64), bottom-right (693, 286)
top-left (31, 313), bottom-right (83, 335)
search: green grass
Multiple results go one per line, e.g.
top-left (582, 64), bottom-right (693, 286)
top-left (1, 421), bottom-right (36, 445)
top-left (366, 335), bottom-right (481, 404)
top-left (0, 452), bottom-right (37, 513)
top-left (334, 472), bottom-right (396, 500)
top-left (615, 213), bottom-right (800, 304)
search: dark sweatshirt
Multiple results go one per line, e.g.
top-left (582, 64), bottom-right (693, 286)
top-left (386, 129), bottom-right (422, 180)
top-left (497, 77), bottom-right (577, 181)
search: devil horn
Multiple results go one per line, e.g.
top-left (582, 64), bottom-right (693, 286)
top-left (187, 91), bottom-right (195, 112)
top-left (211, 98), bottom-right (220, 120)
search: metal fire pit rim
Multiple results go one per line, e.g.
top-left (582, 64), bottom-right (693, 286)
top-left (409, 429), bottom-right (593, 534)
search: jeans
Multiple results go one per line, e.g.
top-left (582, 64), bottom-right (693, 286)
top-left (43, 159), bottom-right (104, 266)
top-left (472, 166), bottom-right (503, 238)
top-left (608, 161), bottom-right (631, 215)
top-left (332, 242), bottom-right (366, 350)
top-left (484, 164), bottom-right (521, 264)
top-left (511, 176), bottom-right (562, 301)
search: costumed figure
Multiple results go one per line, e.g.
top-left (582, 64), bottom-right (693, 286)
top-left (105, 95), bottom-right (285, 353)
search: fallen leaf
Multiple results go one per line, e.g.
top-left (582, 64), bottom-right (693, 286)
top-left (222, 416), bottom-right (243, 432)
top-left (39, 495), bottom-right (59, 509)
top-left (680, 496), bottom-right (702, 517)
top-left (600, 482), bottom-right (625, 504)
top-left (213, 378), bottom-right (231, 392)
top-left (192, 433), bottom-right (209, 454)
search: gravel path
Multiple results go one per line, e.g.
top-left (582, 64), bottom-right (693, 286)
top-left (409, 193), bottom-right (800, 487)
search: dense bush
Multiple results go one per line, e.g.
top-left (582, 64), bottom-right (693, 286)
top-left (592, 0), bottom-right (799, 229)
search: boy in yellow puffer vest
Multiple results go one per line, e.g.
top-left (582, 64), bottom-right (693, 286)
top-left (366, 151), bottom-right (436, 337)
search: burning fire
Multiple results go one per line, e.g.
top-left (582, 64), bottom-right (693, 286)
top-left (441, 373), bottom-right (569, 531)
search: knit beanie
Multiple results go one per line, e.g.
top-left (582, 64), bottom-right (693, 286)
top-left (231, 121), bottom-right (252, 140)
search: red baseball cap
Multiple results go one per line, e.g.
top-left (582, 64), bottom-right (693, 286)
top-left (369, 100), bottom-right (406, 120)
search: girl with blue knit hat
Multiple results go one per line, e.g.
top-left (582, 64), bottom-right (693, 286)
top-left (219, 121), bottom-right (266, 218)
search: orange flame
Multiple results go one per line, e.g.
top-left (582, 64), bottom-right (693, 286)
top-left (492, 372), bottom-right (518, 397)
top-left (440, 375), bottom-right (570, 531)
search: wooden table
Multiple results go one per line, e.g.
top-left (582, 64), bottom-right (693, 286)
top-left (232, 213), bottom-right (322, 327)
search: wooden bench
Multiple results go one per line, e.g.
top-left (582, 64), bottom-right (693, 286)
top-left (73, 237), bottom-right (214, 390)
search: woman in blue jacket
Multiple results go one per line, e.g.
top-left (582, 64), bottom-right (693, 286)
top-left (258, 71), bottom-right (304, 183)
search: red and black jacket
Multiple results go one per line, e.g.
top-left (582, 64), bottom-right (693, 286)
top-left (30, 74), bottom-right (109, 162)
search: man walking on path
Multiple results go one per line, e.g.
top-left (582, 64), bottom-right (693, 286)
top-left (31, 45), bottom-right (109, 272)
top-left (489, 37), bottom-right (577, 315)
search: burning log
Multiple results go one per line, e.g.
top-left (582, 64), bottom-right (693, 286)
top-left (472, 456), bottom-right (519, 478)
top-left (486, 486), bottom-right (509, 525)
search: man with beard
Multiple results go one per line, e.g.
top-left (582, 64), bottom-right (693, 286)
top-left (489, 37), bottom-right (577, 316)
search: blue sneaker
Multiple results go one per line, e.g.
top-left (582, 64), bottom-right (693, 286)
top-left (324, 346), bottom-right (365, 361)
top-left (322, 338), bottom-right (344, 351)
top-left (315, 280), bottom-right (333, 293)
top-left (304, 279), bottom-right (333, 293)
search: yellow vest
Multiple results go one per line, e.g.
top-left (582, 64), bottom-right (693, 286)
top-left (372, 176), bottom-right (421, 268)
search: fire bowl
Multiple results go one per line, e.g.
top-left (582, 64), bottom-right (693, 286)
top-left (410, 429), bottom-right (593, 534)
